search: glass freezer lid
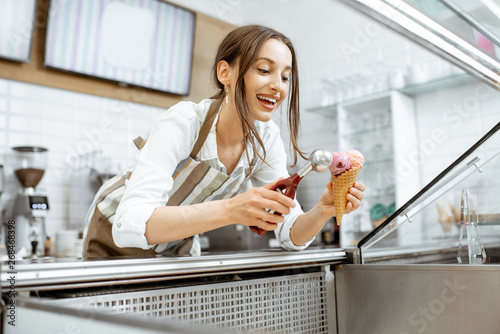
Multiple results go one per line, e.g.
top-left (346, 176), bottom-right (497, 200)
top-left (358, 121), bottom-right (500, 263)
top-left (343, 0), bottom-right (500, 92)
top-left (403, 0), bottom-right (500, 64)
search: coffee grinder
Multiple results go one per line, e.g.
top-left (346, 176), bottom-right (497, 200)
top-left (8, 147), bottom-right (49, 258)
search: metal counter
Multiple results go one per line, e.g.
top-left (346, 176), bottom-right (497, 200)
top-left (1, 247), bottom-right (345, 292)
top-left (2, 247), bottom-right (344, 334)
top-left (335, 263), bottom-right (500, 334)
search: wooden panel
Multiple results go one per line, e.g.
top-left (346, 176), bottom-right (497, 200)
top-left (0, 0), bottom-right (235, 108)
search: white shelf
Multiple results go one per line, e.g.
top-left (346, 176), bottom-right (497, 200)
top-left (336, 91), bottom-right (420, 247)
top-left (307, 73), bottom-right (473, 114)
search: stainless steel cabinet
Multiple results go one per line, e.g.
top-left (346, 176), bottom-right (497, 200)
top-left (1, 249), bottom-right (344, 334)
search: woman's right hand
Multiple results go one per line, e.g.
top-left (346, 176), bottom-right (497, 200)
top-left (225, 179), bottom-right (296, 233)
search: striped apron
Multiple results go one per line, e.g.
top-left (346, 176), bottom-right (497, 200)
top-left (82, 99), bottom-right (254, 259)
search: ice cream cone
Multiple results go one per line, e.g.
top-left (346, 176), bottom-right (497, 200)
top-left (331, 166), bottom-right (361, 225)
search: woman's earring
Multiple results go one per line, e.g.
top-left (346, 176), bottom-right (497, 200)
top-left (225, 85), bottom-right (229, 104)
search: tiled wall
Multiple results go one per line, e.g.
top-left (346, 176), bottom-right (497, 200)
top-left (296, 79), bottom-right (500, 215)
top-left (1, 76), bottom-right (498, 245)
top-left (293, 110), bottom-right (338, 212)
top-left (0, 78), bottom-right (164, 239)
top-left (414, 81), bottom-right (500, 184)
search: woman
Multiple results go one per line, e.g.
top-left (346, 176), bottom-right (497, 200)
top-left (83, 25), bottom-right (365, 259)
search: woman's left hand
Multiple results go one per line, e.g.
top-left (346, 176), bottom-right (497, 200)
top-left (319, 181), bottom-right (366, 217)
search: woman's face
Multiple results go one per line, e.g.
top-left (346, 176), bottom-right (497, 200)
top-left (242, 38), bottom-right (292, 122)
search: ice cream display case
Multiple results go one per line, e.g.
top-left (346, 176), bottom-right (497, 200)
top-left (2, 1), bottom-right (500, 333)
top-left (334, 120), bottom-right (500, 334)
top-left (331, 2), bottom-right (500, 329)
top-left (337, 0), bottom-right (500, 265)
top-left (356, 121), bottom-right (500, 264)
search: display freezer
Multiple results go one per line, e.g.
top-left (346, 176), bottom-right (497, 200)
top-left (334, 122), bottom-right (500, 334)
top-left (334, 1), bottom-right (500, 332)
top-left (1, 0), bottom-right (500, 333)
top-left (0, 249), bottom-right (344, 334)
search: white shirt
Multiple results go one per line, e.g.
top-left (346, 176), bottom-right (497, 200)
top-left (112, 99), bottom-right (314, 251)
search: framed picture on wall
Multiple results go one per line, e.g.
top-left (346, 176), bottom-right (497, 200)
top-left (44, 0), bottom-right (196, 96)
top-left (0, 0), bottom-right (37, 63)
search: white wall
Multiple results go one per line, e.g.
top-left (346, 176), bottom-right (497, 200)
top-left (2, 77), bottom-right (498, 245)
top-left (1, 0), bottom-right (499, 246)
top-left (0, 78), bottom-right (163, 239)
top-left (414, 81), bottom-right (500, 184)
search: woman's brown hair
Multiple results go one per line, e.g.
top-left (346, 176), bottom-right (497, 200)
top-left (212, 25), bottom-right (306, 168)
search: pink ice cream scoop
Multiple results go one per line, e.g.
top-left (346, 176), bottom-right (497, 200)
top-left (346, 150), bottom-right (364, 168)
top-left (329, 152), bottom-right (352, 176)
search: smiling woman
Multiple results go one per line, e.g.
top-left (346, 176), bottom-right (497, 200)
top-left (244, 40), bottom-right (292, 120)
top-left (82, 24), bottom-right (366, 259)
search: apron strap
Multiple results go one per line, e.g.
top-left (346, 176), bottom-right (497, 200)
top-left (189, 98), bottom-right (222, 159)
top-left (132, 99), bottom-right (223, 157)
top-left (133, 136), bottom-right (147, 150)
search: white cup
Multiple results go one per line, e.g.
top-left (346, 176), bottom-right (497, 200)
top-left (56, 230), bottom-right (79, 257)
top-left (407, 63), bottom-right (429, 84)
top-left (389, 69), bottom-right (406, 89)
top-left (74, 239), bottom-right (84, 258)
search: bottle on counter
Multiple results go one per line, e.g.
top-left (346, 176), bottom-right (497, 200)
top-left (31, 240), bottom-right (38, 260)
top-left (44, 236), bottom-right (54, 257)
top-left (321, 218), bottom-right (340, 246)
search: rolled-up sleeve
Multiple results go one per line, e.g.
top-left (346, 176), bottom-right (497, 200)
top-left (251, 123), bottom-right (315, 251)
top-left (112, 106), bottom-right (197, 249)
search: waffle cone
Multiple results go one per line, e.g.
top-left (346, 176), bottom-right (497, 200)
top-left (331, 166), bottom-right (361, 224)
